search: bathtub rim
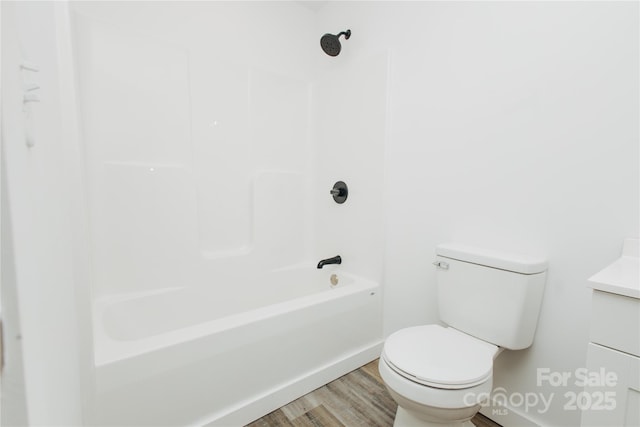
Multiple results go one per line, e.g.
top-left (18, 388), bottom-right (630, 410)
top-left (92, 271), bottom-right (379, 366)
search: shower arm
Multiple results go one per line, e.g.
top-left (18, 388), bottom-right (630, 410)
top-left (337, 30), bottom-right (351, 40)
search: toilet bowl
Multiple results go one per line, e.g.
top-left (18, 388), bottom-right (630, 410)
top-left (380, 325), bottom-right (500, 427)
top-left (380, 244), bottom-right (547, 427)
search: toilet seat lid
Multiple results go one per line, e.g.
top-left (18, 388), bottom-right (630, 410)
top-left (382, 324), bottom-right (498, 389)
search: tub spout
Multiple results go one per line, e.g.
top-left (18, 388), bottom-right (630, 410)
top-left (317, 255), bottom-right (341, 269)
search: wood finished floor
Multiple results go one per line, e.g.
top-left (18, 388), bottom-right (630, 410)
top-left (246, 359), bottom-right (502, 427)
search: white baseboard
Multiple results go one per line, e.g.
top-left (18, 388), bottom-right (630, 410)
top-left (198, 340), bottom-right (384, 427)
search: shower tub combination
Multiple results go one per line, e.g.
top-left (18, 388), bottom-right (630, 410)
top-left (68, 5), bottom-right (387, 425)
top-left (91, 267), bottom-right (382, 426)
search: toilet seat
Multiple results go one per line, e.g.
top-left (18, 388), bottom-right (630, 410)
top-left (382, 324), bottom-right (498, 389)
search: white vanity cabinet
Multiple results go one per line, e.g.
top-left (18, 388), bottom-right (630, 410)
top-left (581, 238), bottom-right (640, 427)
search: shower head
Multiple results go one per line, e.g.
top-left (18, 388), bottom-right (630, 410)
top-left (320, 29), bottom-right (351, 57)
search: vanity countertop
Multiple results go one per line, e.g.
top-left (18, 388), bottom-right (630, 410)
top-left (588, 238), bottom-right (640, 299)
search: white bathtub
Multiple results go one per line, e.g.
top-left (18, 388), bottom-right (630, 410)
top-left (90, 267), bottom-right (383, 426)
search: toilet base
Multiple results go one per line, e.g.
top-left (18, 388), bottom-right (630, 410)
top-left (393, 407), bottom-right (475, 427)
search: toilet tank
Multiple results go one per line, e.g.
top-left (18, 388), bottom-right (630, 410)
top-left (435, 243), bottom-right (547, 350)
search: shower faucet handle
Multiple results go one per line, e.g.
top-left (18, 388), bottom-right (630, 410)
top-left (330, 181), bottom-right (348, 204)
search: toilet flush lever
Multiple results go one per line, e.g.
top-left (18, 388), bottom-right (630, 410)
top-left (433, 261), bottom-right (449, 270)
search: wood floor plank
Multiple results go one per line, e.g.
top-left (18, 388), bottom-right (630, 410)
top-left (305, 383), bottom-right (362, 426)
top-left (472, 413), bottom-right (503, 427)
top-left (247, 359), bottom-right (501, 427)
top-left (291, 404), bottom-right (345, 427)
top-left (359, 359), bottom-right (385, 384)
top-left (280, 393), bottom-right (322, 421)
top-left (336, 369), bottom-right (396, 424)
top-left (324, 375), bottom-right (394, 426)
top-left (246, 408), bottom-right (294, 427)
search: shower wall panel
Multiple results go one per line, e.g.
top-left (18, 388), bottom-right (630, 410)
top-left (311, 52), bottom-right (388, 283)
top-left (74, 17), bottom-right (200, 296)
top-left (71, 3), bottom-right (315, 297)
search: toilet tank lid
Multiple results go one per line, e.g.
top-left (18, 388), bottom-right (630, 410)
top-left (436, 243), bottom-right (547, 274)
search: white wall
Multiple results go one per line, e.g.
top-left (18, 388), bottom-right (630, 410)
top-left (1, 167), bottom-right (29, 427)
top-left (1, 2), bottom-right (85, 424)
top-left (319, 2), bottom-right (638, 426)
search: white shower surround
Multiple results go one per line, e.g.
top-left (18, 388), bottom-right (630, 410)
top-left (67, 2), bottom-right (387, 426)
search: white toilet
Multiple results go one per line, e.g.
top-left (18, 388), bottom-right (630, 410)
top-left (379, 243), bottom-right (547, 427)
